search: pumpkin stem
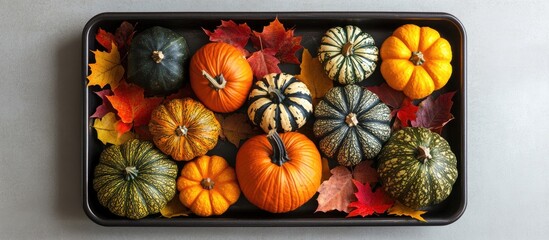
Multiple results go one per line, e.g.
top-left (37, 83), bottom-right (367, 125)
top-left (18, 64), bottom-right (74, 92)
top-left (267, 86), bottom-right (285, 104)
top-left (416, 145), bottom-right (432, 163)
top-left (151, 50), bottom-right (165, 63)
top-left (410, 51), bottom-right (425, 66)
top-left (202, 70), bottom-right (227, 91)
top-left (345, 113), bottom-right (359, 127)
top-left (342, 42), bottom-right (354, 56)
top-left (200, 178), bottom-right (215, 190)
top-left (124, 166), bottom-right (139, 181)
top-left (175, 125), bottom-right (188, 136)
top-left (267, 129), bottom-right (290, 166)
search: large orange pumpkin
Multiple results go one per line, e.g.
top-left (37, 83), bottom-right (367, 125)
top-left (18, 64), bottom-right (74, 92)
top-left (380, 24), bottom-right (453, 99)
top-left (177, 155), bottom-right (240, 217)
top-left (190, 42), bottom-right (254, 113)
top-left (236, 130), bottom-right (322, 213)
top-left (149, 98), bottom-right (220, 161)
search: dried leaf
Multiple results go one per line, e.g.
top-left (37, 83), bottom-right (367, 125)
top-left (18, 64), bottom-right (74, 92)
top-left (203, 20), bottom-right (252, 56)
top-left (352, 160), bottom-right (378, 185)
top-left (114, 21), bottom-right (136, 53)
top-left (411, 91), bottom-right (456, 133)
top-left (295, 49), bottom-right (333, 106)
top-left (347, 180), bottom-right (394, 218)
top-left (95, 28), bottom-right (115, 52)
top-left (250, 17), bottom-right (302, 64)
top-left (90, 89), bottom-right (114, 118)
top-left (366, 83), bottom-right (405, 111)
top-left (247, 48), bottom-right (281, 80)
top-left (219, 113), bottom-right (260, 147)
top-left (92, 112), bottom-right (134, 145)
top-left (214, 113), bottom-right (226, 139)
top-left (316, 166), bottom-right (355, 213)
top-left (87, 42), bottom-right (125, 89)
top-left (387, 201), bottom-right (427, 222)
top-left (160, 195), bottom-right (192, 218)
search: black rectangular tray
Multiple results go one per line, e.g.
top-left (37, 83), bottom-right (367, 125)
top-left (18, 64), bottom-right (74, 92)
top-left (82, 12), bottom-right (467, 226)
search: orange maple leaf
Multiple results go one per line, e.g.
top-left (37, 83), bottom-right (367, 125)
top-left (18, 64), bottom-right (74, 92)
top-left (92, 112), bottom-right (134, 145)
top-left (387, 201), bottom-right (427, 222)
top-left (87, 42), bottom-right (124, 89)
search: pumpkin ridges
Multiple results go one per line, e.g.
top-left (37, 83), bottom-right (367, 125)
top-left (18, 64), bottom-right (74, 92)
top-left (418, 26), bottom-right (441, 52)
top-left (403, 67), bottom-right (435, 100)
top-left (392, 24), bottom-right (421, 52)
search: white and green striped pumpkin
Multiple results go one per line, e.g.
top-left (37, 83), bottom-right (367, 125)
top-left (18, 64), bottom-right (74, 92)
top-left (377, 127), bottom-right (458, 210)
top-left (93, 139), bottom-right (178, 219)
top-left (313, 84), bottom-right (391, 166)
top-left (247, 73), bottom-right (313, 133)
top-left (318, 25), bottom-right (379, 85)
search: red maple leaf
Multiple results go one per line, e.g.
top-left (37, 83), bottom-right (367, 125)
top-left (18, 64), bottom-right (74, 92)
top-left (250, 17), bottom-right (302, 64)
top-left (247, 48), bottom-right (281, 80)
top-left (411, 91), bottom-right (456, 134)
top-left (367, 83), bottom-right (419, 129)
top-left (106, 81), bottom-right (163, 134)
top-left (95, 21), bottom-right (135, 54)
top-left (203, 20), bottom-right (251, 56)
top-left (352, 160), bottom-right (379, 185)
top-left (95, 28), bottom-right (115, 52)
top-left (90, 89), bottom-right (114, 118)
top-left (347, 179), bottom-right (394, 217)
top-left (397, 98), bottom-right (419, 127)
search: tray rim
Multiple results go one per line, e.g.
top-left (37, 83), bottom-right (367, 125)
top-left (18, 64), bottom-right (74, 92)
top-left (82, 11), bottom-right (467, 227)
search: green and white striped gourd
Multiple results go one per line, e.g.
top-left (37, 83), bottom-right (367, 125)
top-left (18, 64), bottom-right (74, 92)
top-left (318, 25), bottom-right (379, 85)
top-left (313, 84), bottom-right (391, 166)
top-left (247, 73), bottom-right (313, 133)
top-left (93, 139), bottom-right (178, 219)
top-left (377, 127), bottom-right (458, 210)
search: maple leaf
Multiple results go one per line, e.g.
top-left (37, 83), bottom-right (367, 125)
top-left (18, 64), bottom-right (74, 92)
top-left (388, 201), bottom-right (427, 222)
top-left (366, 83), bottom-right (405, 117)
top-left (347, 179), bottom-right (394, 218)
top-left (114, 21), bottom-right (135, 53)
top-left (397, 98), bottom-right (419, 127)
top-left (87, 42), bottom-right (125, 89)
top-left (160, 194), bottom-right (192, 218)
top-left (352, 160), bottom-right (378, 185)
top-left (90, 89), bottom-right (114, 118)
top-left (217, 113), bottom-right (261, 147)
top-left (251, 17), bottom-right (302, 64)
top-left (411, 91), bottom-right (456, 134)
top-left (203, 20), bottom-right (251, 56)
top-left (316, 166), bottom-right (355, 213)
top-left (115, 121), bottom-right (133, 135)
top-left (92, 112), bottom-right (134, 145)
top-left (106, 81), bottom-right (163, 132)
top-left (295, 49), bottom-right (333, 106)
top-left (95, 28), bottom-right (115, 52)
top-left (247, 48), bottom-right (281, 80)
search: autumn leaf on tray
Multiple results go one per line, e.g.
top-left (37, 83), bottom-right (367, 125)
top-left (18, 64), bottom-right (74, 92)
top-left (160, 194), bottom-right (192, 218)
top-left (347, 179), bottom-right (394, 218)
top-left (92, 112), bottom-right (134, 145)
top-left (411, 91), bottom-right (456, 134)
top-left (217, 113), bottom-right (261, 148)
top-left (250, 17), bottom-right (302, 64)
top-left (320, 157), bottom-right (331, 182)
top-left (106, 81), bottom-right (163, 134)
top-left (95, 21), bottom-right (136, 54)
top-left (203, 20), bottom-right (252, 56)
top-left (95, 28), bottom-right (115, 52)
top-left (367, 83), bottom-right (418, 129)
top-left (247, 48), bottom-right (281, 80)
top-left (387, 201), bottom-right (427, 222)
top-left (295, 49), bottom-right (333, 106)
top-left (397, 98), bottom-right (419, 127)
top-left (316, 166), bottom-right (355, 213)
top-left (352, 160), bottom-right (378, 185)
top-left (90, 89), bottom-right (114, 118)
top-left (87, 42), bottom-right (125, 89)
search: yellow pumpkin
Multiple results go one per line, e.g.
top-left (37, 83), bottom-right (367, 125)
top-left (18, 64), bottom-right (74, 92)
top-left (177, 155), bottom-right (240, 217)
top-left (380, 24), bottom-right (453, 99)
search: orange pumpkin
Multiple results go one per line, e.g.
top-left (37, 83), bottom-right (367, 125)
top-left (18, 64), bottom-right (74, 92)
top-left (149, 98), bottom-right (220, 161)
top-left (236, 130), bottom-right (322, 213)
top-left (177, 155), bottom-right (240, 217)
top-left (190, 42), bottom-right (254, 113)
top-left (380, 24), bottom-right (453, 99)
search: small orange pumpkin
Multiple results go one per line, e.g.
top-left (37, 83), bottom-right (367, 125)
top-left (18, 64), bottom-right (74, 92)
top-left (190, 42), bottom-right (254, 113)
top-left (177, 155), bottom-right (240, 217)
top-left (149, 98), bottom-right (220, 161)
top-left (236, 130), bottom-right (322, 213)
top-left (380, 24), bottom-right (453, 99)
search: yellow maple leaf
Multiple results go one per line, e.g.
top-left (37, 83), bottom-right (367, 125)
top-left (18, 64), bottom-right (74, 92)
top-left (160, 195), bottom-right (192, 218)
top-left (387, 201), bottom-right (427, 222)
top-left (92, 112), bottom-right (134, 145)
top-left (87, 42), bottom-right (124, 89)
top-left (295, 48), bottom-right (333, 106)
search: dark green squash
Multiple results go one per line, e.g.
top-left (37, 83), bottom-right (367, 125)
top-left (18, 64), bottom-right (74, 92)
top-left (313, 84), bottom-right (391, 166)
top-left (93, 139), bottom-right (178, 219)
top-left (247, 73), bottom-right (313, 133)
top-left (377, 127), bottom-right (458, 209)
top-left (127, 26), bottom-right (189, 96)
top-left (318, 25), bottom-right (379, 85)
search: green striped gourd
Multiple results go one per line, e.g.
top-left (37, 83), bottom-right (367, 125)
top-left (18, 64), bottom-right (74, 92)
top-left (93, 139), bottom-right (178, 219)
top-left (313, 84), bottom-right (391, 166)
top-left (377, 127), bottom-right (458, 209)
top-left (247, 73), bottom-right (313, 133)
top-left (318, 25), bottom-right (379, 85)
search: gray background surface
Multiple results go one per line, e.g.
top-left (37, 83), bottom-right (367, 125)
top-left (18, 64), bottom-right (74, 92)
top-left (1, 0), bottom-right (548, 239)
